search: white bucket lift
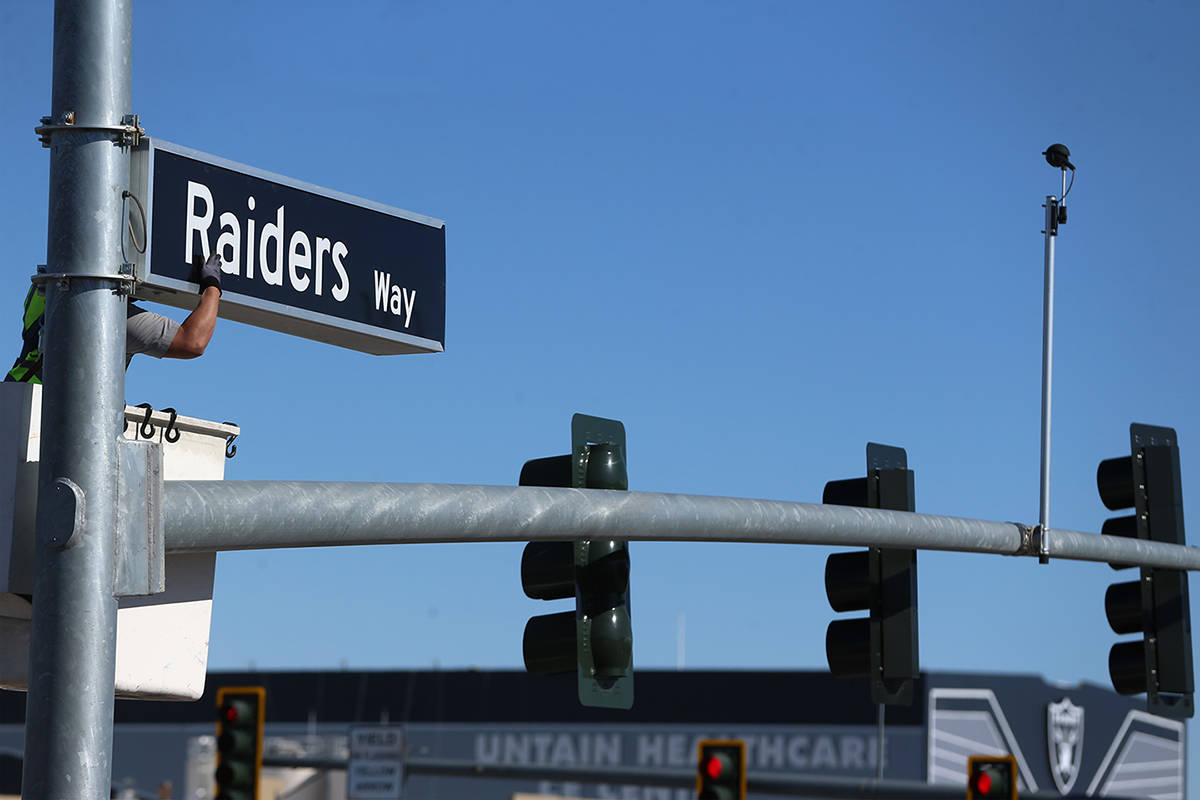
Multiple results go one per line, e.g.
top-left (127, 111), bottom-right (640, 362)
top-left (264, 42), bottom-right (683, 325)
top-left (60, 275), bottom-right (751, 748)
top-left (0, 382), bottom-right (237, 701)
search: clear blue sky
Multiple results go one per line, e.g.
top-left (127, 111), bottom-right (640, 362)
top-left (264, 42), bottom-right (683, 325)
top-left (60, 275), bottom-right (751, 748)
top-left (4, 0), bottom-right (1200, 790)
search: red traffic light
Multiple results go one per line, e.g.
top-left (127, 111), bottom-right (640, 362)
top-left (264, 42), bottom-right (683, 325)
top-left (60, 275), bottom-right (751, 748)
top-left (966, 754), bottom-right (1016, 800)
top-left (220, 698), bottom-right (257, 726)
top-left (973, 771), bottom-right (992, 795)
top-left (696, 740), bottom-right (745, 800)
top-left (214, 687), bottom-right (266, 799)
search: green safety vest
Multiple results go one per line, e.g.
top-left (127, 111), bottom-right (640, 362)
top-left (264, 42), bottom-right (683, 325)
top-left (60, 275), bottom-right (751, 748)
top-left (5, 286), bottom-right (45, 384)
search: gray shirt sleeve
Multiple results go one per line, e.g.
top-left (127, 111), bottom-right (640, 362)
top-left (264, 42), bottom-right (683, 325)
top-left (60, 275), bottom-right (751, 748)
top-left (126, 304), bottom-right (180, 360)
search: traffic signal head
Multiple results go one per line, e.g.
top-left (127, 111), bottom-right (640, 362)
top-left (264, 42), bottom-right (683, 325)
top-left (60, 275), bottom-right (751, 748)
top-left (1097, 423), bottom-right (1193, 719)
top-left (966, 755), bottom-right (1016, 800)
top-left (696, 740), bottom-right (746, 800)
top-left (822, 442), bottom-right (918, 706)
top-left (520, 414), bottom-right (633, 709)
top-left (214, 686), bottom-right (265, 800)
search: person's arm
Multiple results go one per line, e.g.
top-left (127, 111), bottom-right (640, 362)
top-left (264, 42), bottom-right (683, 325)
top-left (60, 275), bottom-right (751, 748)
top-left (164, 285), bottom-right (220, 359)
top-left (165, 251), bottom-right (223, 359)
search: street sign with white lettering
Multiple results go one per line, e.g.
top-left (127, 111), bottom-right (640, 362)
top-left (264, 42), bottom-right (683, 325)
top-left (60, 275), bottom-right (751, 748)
top-left (348, 726), bottom-right (406, 800)
top-left (129, 138), bottom-right (445, 355)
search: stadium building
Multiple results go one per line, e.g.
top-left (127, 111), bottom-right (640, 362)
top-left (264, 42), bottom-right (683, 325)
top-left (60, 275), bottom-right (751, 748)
top-left (0, 668), bottom-right (1183, 799)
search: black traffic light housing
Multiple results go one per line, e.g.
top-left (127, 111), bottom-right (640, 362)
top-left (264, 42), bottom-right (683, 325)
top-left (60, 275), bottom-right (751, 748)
top-left (214, 686), bottom-right (265, 800)
top-left (1098, 423), bottom-right (1194, 719)
top-left (823, 442), bottom-right (918, 705)
top-left (966, 754), bottom-right (1017, 800)
top-left (521, 413), bottom-right (633, 709)
top-left (696, 739), bottom-right (746, 800)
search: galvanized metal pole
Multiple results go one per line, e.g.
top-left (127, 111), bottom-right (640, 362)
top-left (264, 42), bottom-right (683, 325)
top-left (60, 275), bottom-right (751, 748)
top-left (1038, 193), bottom-right (1058, 563)
top-left (161, 481), bottom-right (1200, 571)
top-left (22, 1), bottom-right (131, 797)
top-left (875, 704), bottom-right (884, 779)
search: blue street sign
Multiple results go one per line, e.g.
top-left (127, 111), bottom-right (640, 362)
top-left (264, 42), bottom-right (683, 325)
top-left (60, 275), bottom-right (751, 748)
top-left (129, 138), bottom-right (445, 355)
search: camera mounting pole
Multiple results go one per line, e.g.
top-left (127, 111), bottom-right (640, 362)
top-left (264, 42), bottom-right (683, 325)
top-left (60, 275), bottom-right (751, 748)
top-left (1037, 143), bottom-right (1075, 564)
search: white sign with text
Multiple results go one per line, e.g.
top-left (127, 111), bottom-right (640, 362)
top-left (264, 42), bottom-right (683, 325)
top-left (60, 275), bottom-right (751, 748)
top-left (348, 726), bottom-right (406, 800)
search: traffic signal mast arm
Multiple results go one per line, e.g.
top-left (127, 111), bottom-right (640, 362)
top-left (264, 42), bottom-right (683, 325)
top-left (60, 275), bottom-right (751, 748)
top-left (161, 481), bottom-right (1200, 572)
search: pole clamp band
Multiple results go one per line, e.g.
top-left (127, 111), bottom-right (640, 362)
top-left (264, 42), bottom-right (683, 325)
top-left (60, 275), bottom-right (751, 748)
top-left (32, 268), bottom-right (138, 296)
top-left (36, 112), bottom-right (144, 148)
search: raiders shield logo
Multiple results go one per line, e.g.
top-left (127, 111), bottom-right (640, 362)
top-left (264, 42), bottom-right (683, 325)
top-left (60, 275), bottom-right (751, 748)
top-left (1047, 698), bottom-right (1084, 794)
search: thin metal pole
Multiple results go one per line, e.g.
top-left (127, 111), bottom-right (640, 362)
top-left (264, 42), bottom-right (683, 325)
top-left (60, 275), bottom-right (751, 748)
top-left (876, 703), bottom-right (885, 779)
top-left (1038, 194), bottom-right (1057, 563)
top-left (22, 1), bottom-right (131, 798)
top-left (160, 481), bottom-right (1200, 571)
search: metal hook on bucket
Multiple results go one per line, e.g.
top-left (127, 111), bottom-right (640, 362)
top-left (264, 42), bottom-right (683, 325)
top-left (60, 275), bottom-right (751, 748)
top-left (162, 407), bottom-right (180, 443)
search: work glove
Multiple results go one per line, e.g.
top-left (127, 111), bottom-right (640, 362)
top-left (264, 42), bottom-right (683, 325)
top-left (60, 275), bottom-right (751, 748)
top-left (198, 251), bottom-right (223, 295)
